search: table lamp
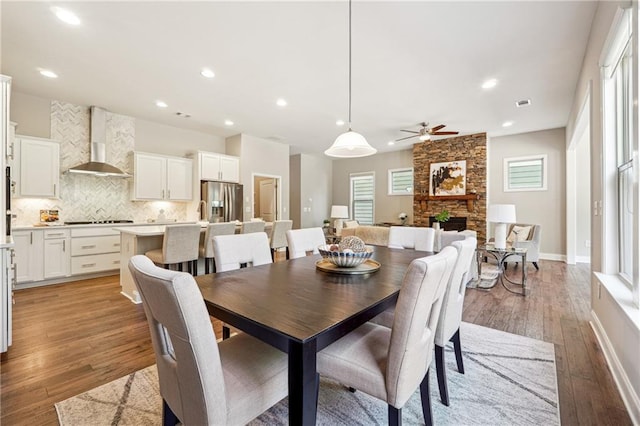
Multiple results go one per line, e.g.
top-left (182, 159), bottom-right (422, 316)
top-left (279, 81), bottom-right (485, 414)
top-left (488, 204), bottom-right (516, 249)
top-left (330, 205), bottom-right (349, 236)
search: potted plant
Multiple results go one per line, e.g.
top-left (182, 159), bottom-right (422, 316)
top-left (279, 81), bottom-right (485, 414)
top-left (397, 212), bottom-right (408, 225)
top-left (433, 209), bottom-right (450, 230)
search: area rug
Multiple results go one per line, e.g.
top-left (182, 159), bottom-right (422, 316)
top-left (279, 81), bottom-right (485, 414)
top-left (56, 322), bottom-right (559, 425)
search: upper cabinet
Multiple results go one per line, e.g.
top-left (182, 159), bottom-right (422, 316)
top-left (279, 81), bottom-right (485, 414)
top-left (131, 152), bottom-right (193, 201)
top-left (199, 152), bottom-right (239, 182)
top-left (13, 136), bottom-right (60, 199)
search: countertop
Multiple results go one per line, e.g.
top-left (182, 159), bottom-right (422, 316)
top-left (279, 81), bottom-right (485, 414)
top-left (12, 221), bottom-right (194, 231)
top-left (0, 235), bottom-right (14, 249)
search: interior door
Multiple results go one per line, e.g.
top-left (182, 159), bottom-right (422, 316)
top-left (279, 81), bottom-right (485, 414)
top-left (259, 179), bottom-right (276, 222)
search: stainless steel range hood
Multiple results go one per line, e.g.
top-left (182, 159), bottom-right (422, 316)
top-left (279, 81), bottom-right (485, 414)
top-left (65, 106), bottom-right (131, 178)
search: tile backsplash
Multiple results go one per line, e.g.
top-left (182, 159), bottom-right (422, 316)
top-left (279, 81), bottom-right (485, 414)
top-left (13, 100), bottom-right (188, 226)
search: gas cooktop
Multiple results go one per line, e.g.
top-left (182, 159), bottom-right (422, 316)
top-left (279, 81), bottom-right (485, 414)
top-left (64, 219), bottom-right (134, 225)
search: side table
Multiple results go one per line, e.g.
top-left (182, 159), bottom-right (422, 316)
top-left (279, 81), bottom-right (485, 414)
top-left (476, 244), bottom-right (528, 296)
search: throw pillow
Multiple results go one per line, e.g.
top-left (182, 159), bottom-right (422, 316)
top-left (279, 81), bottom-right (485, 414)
top-left (507, 225), bottom-right (532, 243)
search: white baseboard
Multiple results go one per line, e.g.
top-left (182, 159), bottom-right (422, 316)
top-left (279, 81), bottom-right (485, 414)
top-left (539, 252), bottom-right (566, 262)
top-left (590, 311), bottom-right (640, 425)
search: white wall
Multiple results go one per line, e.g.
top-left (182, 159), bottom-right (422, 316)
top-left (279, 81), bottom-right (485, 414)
top-left (575, 130), bottom-right (591, 259)
top-left (332, 149), bottom-right (414, 224)
top-left (135, 119), bottom-right (225, 157)
top-left (10, 91), bottom-right (51, 138)
top-left (227, 134), bottom-right (290, 222)
top-left (290, 154), bottom-right (302, 228)
top-left (565, 1), bottom-right (640, 423)
top-left (489, 128), bottom-right (566, 258)
top-left (300, 153), bottom-right (332, 229)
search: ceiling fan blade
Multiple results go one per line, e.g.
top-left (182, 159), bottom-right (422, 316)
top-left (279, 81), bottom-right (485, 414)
top-left (400, 130), bottom-right (419, 134)
top-left (430, 124), bottom-right (446, 132)
top-left (431, 131), bottom-right (459, 135)
top-left (395, 134), bottom-right (419, 142)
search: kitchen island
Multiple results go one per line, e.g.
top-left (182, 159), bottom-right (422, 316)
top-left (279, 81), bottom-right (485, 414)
top-left (114, 222), bottom-right (272, 303)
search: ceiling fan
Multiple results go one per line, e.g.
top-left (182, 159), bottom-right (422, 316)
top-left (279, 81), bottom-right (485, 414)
top-left (395, 122), bottom-right (459, 142)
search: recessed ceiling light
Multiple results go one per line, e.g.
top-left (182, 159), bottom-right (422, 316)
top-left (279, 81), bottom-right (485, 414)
top-left (336, 120), bottom-right (345, 126)
top-left (51, 7), bottom-right (81, 26)
top-left (200, 68), bottom-right (215, 79)
top-left (39, 69), bottom-right (58, 79)
top-left (482, 78), bottom-right (498, 89)
top-left (224, 120), bottom-right (234, 126)
top-left (502, 121), bottom-right (514, 127)
top-left (155, 100), bottom-right (168, 108)
top-left (276, 98), bottom-right (287, 107)
top-left (515, 99), bottom-right (532, 107)
top-left (387, 141), bottom-right (395, 146)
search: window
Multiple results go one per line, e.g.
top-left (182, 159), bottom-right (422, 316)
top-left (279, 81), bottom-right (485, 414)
top-left (388, 168), bottom-right (413, 195)
top-left (601, 7), bottom-right (637, 304)
top-left (350, 172), bottom-right (374, 225)
top-left (503, 155), bottom-right (547, 192)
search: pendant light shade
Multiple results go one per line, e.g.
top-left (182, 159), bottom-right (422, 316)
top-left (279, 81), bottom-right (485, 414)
top-left (325, 0), bottom-right (376, 158)
top-left (325, 130), bottom-right (376, 158)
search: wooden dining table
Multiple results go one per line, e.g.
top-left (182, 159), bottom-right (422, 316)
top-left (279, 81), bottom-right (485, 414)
top-left (195, 246), bottom-right (432, 426)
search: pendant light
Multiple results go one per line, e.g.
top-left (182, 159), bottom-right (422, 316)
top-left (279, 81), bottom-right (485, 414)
top-left (325, 0), bottom-right (376, 158)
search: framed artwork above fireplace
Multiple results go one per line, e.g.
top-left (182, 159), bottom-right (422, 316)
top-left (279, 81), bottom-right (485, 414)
top-left (429, 160), bottom-right (466, 196)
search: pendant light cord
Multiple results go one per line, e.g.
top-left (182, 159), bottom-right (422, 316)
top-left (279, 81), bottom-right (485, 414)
top-left (348, 0), bottom-right (352, 130)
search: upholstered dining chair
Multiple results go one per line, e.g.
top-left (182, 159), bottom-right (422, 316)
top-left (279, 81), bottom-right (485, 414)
top-left (388, 226), bottom-right (435, 252)
top-left (286, 227), bottom-right (326, 259)
top-left (198, 222), bottom-right (236, 274)
top-left (145, 223), bottom-right (201, 275)
top-left (434, 237), bottom-right (477, 406)
top-left (317, 246), bottom-right (458, 426)
top-left (268, 220), bottom-right (293, 261)
top-left (213, 232), bottom-right (273, 339)
top-left (128, 255), bottom-right (288, 426)
top-left (241, 220), bottom-right (265, 234)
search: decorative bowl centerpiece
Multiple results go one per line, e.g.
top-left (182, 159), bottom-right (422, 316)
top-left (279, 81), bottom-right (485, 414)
top-left (318, 236), bottom-right (373, 268)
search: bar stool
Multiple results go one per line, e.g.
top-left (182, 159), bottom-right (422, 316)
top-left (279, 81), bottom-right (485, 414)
top-left (145, 224), bottom-right (201, 275)
top-left (241, 221), bottom-right (265, 234)
top-left (199, 222), bottom-right (236, 274)
top-left (269, 220), bottom-right (292, 261)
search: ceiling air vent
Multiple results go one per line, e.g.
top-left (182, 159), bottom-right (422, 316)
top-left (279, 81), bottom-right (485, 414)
top-left (515, 99), bottom-right (531, 108)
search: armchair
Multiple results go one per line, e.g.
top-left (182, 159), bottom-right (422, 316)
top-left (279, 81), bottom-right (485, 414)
top-left (504, 223), bottom-right (541, 270)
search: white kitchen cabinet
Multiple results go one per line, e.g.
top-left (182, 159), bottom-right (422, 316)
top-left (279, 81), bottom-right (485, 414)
top-left (132, 152), bottom-right (193, 201)
top-left (70, 226), bottom-right (122, 275)
top-left (13, 136), bottom-right (60, 198)
top-left (13, 230), bottom-right (44, 283)
top-left (43, 229), bottom-right (70, 279)
top-left (199, 152), bottom-right (239, 182)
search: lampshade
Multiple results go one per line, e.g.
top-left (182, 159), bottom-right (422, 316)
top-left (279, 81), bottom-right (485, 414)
top-left (330, 205), bottom-right (349, 219)
top-left (487, 204), bottom-right (516, 223)
top-left (325, 130), bottom-right (377, 158)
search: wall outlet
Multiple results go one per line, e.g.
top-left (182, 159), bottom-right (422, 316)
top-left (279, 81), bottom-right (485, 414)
top-left (585, 240), bottom-right (591, 248)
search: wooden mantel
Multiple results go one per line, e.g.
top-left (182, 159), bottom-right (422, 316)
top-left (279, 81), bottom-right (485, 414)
top-left (414, 193), bottom-right (480, 212)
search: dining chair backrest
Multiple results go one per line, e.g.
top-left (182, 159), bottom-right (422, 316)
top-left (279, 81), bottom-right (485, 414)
top-left (286, 227), bottom-right (326, 259)
top-left (435, 237), bottom-right (477, 347)
top-left (386, 246), bottom-right (457, 407)
top-left (269, 220), bottom-right (293, 249)
top-left (128, 255), bottom-right (226, 425)
top-left (213, 232), bottom-right (272, 272)
top-left (388, 226), bottom-right (435, 252)
top-left (241, 221), bottom-right (265, 234)
top-left (202, 222), bottom-right (237, 258)
top-left (162, 224), bottom-right (202, 264)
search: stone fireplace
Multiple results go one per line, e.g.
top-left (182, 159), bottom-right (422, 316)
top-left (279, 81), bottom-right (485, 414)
top-left (428, 216), bottom-right (467, 231)
top-left (413, 133), bottom-right (487, 243)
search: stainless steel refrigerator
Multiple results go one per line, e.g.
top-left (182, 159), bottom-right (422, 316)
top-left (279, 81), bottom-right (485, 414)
top-left (200, 181), bottom-right (243, 223)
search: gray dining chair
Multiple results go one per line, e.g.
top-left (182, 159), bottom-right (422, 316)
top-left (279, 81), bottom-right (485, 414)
top-left (145, 223), bottom-right (201, 275)
top-left (198, 222), bottom-right (236, 274)
top-left (213, 232), bottom-right (273, 339)
top-left (269, 220), bottom-right (293, 261)
top-left (128, 255), bottom-right (288, 425)
top-left (286, 227), bottom-right (326, 259)
top-left (388, 226), bottom-right (435, 251)
top-left (317, 246), bottom-right (458, 426)
top-left (434, 237), bottom-right (477, 406)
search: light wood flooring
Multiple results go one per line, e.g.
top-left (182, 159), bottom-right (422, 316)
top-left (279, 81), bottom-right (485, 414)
top-left (0, 258), bottom-right (632, 425)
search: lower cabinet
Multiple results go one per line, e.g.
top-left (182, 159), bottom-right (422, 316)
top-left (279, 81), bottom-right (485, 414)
top-left (70, 227), bottom-right (121, 275)
top-left (13, 230), bottom-right (44, 283)
top-left (43, 229), bottom-right (70, 279)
